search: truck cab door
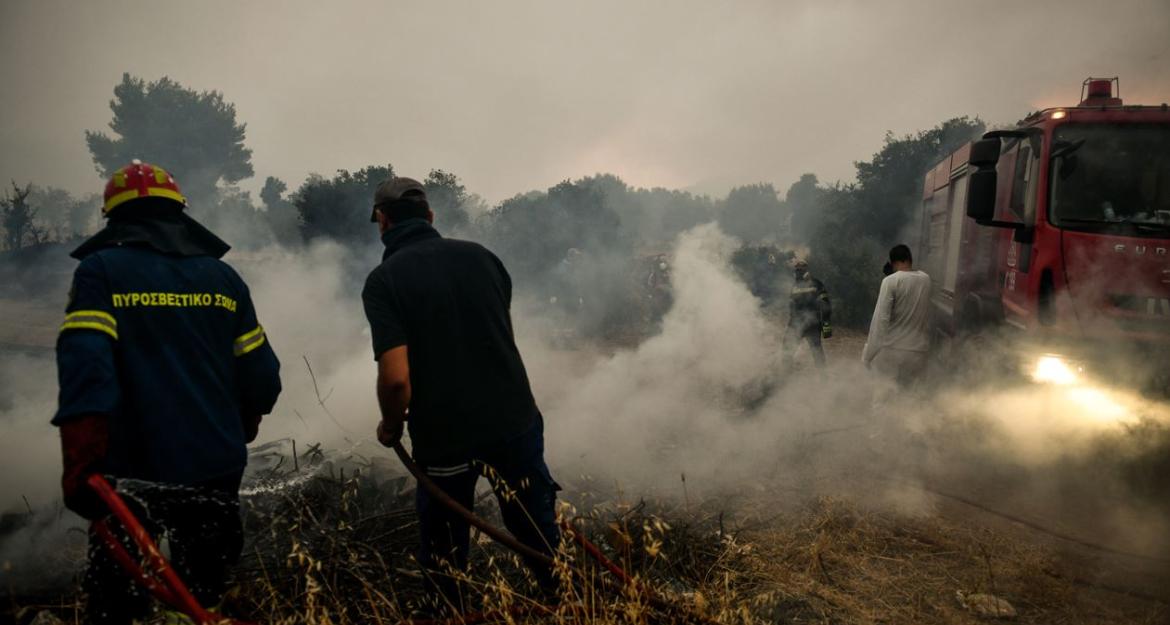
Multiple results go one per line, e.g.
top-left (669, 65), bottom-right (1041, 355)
top-left (999, 142), bottom-right (1040, 326)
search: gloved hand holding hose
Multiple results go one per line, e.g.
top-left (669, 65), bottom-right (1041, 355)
top-left (60, 413), bottom-right (110, 520)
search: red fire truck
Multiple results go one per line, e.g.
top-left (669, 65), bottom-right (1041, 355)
top-left (918, 78), bottom-right (1170, 391)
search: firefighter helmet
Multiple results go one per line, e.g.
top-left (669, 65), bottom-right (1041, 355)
top-left (102, 159), bottom-right (186, 216)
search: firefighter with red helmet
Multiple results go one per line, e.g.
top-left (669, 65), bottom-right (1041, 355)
top-left (54, 161), bottom-right (282, 623)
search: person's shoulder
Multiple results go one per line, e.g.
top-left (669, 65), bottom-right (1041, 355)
top-left (438, 237), bottom-right (503, 264)
top-left (389, 236), bottom-right (502, 272)
top-left (87, 245), bottom-right (146, 263)
top-left (77, 248), bottom-right (112, 271)
top-left (364, 250), bottom-right (412, 294)
top-left (171, 254), bottom-right (249, 291)
top-left (364, 259), bottom-right (392, 291)
top-left (83, 246), bottom-right (160, 273)
top-left (387, 234), bottom-right (473, 260)
top-left (211, 256), bottom-right (247, 281)
top-left (442, 236), bottom-right (492, 253)
top-left (896, 270), bottom-right (931, 290)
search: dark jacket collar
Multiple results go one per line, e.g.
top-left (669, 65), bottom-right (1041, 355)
top-left (71, 210), bottom-right (230, 260)
top-left (381, 218), bottom-right (441, 260)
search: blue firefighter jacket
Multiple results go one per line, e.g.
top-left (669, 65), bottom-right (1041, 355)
top-left (53, 243), bottom-right (282, 485)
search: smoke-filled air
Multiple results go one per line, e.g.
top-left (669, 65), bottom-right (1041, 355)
top-left (2, 1), bottom-right (1169, 624)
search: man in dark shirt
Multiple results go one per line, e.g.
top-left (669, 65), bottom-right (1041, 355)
top-left (361, 177), bottom-right (560, 611)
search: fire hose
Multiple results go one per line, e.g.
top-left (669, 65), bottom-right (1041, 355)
top-left (87, 474), bottom-right (254, 625)
top-left (389, 442), bottom-right (716, 625)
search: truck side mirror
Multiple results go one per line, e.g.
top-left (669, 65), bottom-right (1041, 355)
top-left (966, 138), bottom-right (1001, 223)
top-left (967, 170), bottom-right (997, 222)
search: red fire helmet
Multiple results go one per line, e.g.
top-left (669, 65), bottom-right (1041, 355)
top-left (102, 159), bottom-right (186, 216)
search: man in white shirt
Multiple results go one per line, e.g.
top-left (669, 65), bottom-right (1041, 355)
top-left (862, 244), bottom-right (932, 386)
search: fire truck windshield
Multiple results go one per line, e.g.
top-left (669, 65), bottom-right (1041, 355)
top-left (1049, 124), bottom-right (1170, 235)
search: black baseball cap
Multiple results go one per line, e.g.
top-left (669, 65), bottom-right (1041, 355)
top-left (371, 177), bottom-right (426, 222)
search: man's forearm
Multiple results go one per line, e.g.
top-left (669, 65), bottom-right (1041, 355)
top-left (863, 317), bottom-right (883, 364)
top-left (376, 381), bottom-right (409, 425)
top-left (374, 345), bottom-right (411, 446)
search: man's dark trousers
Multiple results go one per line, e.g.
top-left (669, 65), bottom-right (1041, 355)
top-left (415, 422), bottom-right (560, 612)
top-left (782, 323), bottom-right (826, 369)
top-left (82, 474), bottom-right (244, 624)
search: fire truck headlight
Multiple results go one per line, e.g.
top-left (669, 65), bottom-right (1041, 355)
top-left (1031, 355), bottom-right (1081, 385)
top-left (1051, 109), bottom-right (1068, 120)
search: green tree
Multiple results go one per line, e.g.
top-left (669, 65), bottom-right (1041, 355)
top-left (294, 165), bottom-right (394, 243)
top-left (790, 117), bottom-right (985, 326)
top-left (548, 178), bottom-right (626, 253)
top-left (718, 183), bottom-right (787, 242)
top-left (852, 116), bottom-right (985, 241)
top-left (27, 186), bottom-right (98, 241)
top-left (204, 186), bottom-right (274, 250)
top-left (566, 173), bottom-right (713, 246)
top-left (1, 182), bottom-right (43, 251)
top-left (620, 184), bottom-right (712, 245)
top-left (804, 185), bottom-right (887, 325)
top-left (260, 176), bottom-right (301, 247)
top-left (423, 169), bottom-right (471, 233)
top-left (85, 74), bottom-right (254, 209)
top-left (786, 173), bottom-right (822, 243)
top-left (480, 177), bottom-right (625, 284)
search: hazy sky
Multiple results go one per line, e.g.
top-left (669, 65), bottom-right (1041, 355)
top-left (1, 0), bottom-right (1168, 204)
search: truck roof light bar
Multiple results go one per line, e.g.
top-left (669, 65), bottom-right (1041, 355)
top-left (1079, 77), bottom-right (1122, 107)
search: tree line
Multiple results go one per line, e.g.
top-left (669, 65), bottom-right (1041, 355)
top-left (1, 73), bottom-right (983, 327)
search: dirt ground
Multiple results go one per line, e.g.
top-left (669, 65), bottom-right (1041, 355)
top-left (760, 327), bottom-right (1170, 624)
top-left (725, 496), bottom-right (1168, 625)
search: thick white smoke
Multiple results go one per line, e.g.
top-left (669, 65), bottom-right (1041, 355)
top-left (533, 224), bottom-right (784, 486)
top-left (232, 241), bottom-right (382, 450)
top-left (2, 221), bottom-right (1169, 593)
top-left (0, 353), bottom-right (61, 509)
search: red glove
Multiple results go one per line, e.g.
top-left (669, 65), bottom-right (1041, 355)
top-left (59, 414), bottom-right (110, 520)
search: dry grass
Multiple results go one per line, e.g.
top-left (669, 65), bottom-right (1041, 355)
top-left (6, 450), bottom-right (1168, 624)
top-left (226, 461), bottom-right (758, 624)
top-left (221, 455), bottom-right (1169, 625)
top-left (731, 497), bottom-right (1168, 625)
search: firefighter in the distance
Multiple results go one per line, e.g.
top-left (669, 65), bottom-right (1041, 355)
top-left (53, 161), bottom-right (282, 624)
top-left (782, 259), bottom-right (832, 370)
top-left (645, 253), bottom-right (672, 321)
